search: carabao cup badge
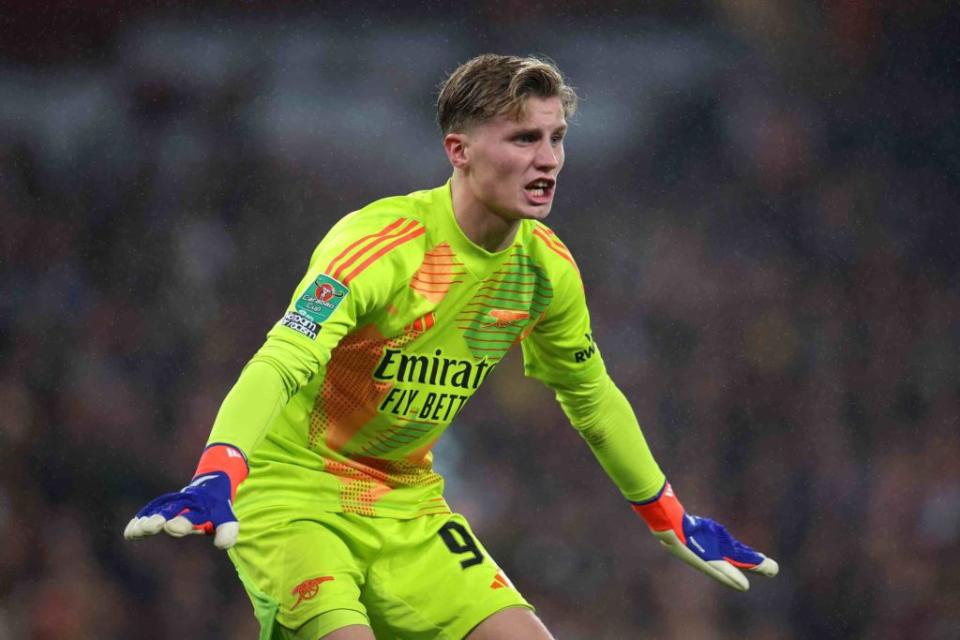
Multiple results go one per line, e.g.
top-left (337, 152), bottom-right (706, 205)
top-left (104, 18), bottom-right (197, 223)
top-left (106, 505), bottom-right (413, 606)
top-left (295, 274), bottom-right (349, 324)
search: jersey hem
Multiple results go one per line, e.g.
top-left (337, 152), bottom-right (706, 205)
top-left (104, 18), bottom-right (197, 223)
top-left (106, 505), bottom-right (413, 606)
top-left (236, 497), bottom-right (453, 521)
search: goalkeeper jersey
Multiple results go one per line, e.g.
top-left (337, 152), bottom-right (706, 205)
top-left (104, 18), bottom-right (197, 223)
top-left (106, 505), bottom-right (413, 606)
top-left (218, 181), bottom-right (661, 519)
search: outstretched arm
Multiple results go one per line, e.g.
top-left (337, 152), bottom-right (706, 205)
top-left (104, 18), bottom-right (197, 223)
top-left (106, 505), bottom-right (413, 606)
top-left (556, 374), bottom-right (779, 591)
top-left (521, 236), bottom-right (778, 591)
top-left (124, 211), bottom-right (417, 549)
top-left (124, 336), bottom-right (319, 548)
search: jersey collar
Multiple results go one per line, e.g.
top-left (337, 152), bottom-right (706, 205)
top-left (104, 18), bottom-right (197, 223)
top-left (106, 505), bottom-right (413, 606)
top-left (431, 180), bottom-right (528, 279)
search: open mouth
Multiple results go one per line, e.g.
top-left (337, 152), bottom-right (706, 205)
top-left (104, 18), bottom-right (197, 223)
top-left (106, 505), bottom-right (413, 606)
top-left (524, 178), bottom-right (556, 200)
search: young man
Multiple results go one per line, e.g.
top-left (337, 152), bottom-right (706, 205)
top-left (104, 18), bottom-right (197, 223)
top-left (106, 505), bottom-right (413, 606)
top-left (125, 54), bottom-right (778, 639)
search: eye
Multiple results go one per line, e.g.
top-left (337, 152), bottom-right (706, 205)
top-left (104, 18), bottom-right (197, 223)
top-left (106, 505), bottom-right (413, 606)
top-left (551, 133), bottom-right (565, 145)
top-left (515, 133), bottom-right (538, 144)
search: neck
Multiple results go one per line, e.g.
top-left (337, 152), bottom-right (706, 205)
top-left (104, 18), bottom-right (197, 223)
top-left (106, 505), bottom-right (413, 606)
top-left (450, 173), bottom-right (520, 253)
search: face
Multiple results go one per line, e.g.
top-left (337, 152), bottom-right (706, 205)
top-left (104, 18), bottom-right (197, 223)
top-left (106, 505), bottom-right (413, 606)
top-left (448, 95), bottom-right (567, 222)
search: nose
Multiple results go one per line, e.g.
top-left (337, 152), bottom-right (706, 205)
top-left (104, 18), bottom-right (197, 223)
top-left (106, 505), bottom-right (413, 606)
top-left (534, 139), bottom-right (560, 170)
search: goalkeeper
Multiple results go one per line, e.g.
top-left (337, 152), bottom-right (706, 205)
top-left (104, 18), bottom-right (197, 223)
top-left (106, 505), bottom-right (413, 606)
top-left (125, 54), bottom-right (778, 640)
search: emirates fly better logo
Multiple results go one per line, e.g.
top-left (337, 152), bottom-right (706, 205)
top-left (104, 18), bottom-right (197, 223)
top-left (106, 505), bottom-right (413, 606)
top-left (291, 576), bottom-right (335, 610)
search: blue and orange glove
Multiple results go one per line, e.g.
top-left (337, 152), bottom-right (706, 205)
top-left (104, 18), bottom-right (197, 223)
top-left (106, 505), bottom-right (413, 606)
top-left (123, 443), bottom-right (248, 550)
top-left (632, 481), bottom-right (779, 591)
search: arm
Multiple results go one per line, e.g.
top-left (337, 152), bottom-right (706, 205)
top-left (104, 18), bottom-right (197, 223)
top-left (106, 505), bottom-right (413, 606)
top-left (522, 248), bottom-right (778, 591)
top-left (206, 334), bottom-right (324, 456)
top-left (122, 337), bottom-right (320, 549)
top-left (125, 212), bottom-right (421, 548)
top-left (555, 372), bottom-right (778, 591)
top-left (553, 373), bottom-right (664, 501)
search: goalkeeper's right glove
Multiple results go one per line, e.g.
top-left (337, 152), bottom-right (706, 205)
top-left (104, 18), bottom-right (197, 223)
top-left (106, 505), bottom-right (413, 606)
top-left (632, 481), bottom-right (779, 591)
top-left (123, 443), bottom-right (248, 550)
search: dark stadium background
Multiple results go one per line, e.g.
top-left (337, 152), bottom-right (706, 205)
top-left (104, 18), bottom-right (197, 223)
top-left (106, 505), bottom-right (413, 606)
top-left (1, 3), bottom-right (958, 638)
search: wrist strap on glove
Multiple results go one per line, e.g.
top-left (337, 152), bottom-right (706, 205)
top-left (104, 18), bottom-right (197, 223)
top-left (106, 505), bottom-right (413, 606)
top-left (194, 442), bottom-right (249, 499)
top-left (631, 481), bottom-right (686, 539)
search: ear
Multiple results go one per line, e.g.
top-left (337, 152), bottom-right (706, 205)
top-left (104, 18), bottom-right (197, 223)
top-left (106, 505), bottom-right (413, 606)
top-left (443, 132), bottom-right (470, 170)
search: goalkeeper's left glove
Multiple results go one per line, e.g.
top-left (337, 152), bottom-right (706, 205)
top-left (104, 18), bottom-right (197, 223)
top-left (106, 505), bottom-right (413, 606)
top-left (123, 443), bottom-right (248, 549)
top-left (631, 481), bottom-right (779, 591)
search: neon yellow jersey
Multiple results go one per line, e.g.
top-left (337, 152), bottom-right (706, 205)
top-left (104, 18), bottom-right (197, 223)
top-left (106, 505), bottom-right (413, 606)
top-left (232, 182), bottom-right (606, 518)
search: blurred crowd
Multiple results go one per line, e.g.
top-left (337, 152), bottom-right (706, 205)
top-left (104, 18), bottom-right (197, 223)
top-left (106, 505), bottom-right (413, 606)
top-left (1, 3), bottom-right (958, 639)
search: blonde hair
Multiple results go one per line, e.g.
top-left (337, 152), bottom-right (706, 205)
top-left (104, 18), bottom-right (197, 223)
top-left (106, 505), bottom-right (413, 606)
top-left (437, 54), bottom-right (578, 134)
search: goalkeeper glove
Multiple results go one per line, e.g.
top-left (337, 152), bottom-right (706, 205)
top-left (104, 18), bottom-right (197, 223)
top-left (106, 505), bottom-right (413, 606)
top-left (123, 443), bottom-right (248, 550)
top-left (632, 481), bottom-right (779, 591)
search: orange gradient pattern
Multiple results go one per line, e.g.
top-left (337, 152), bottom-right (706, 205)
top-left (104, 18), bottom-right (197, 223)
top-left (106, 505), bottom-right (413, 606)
top-left (310, 324), bottom-right (395, 452)
top-left (409, 242), bottom-right (466, 303)
top-left (310, 318), bottom-right (444, 515)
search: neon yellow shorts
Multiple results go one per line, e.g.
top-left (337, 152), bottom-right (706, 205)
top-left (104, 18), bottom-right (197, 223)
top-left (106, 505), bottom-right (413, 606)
top-left (227, 507), bottom-right (532, 640)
